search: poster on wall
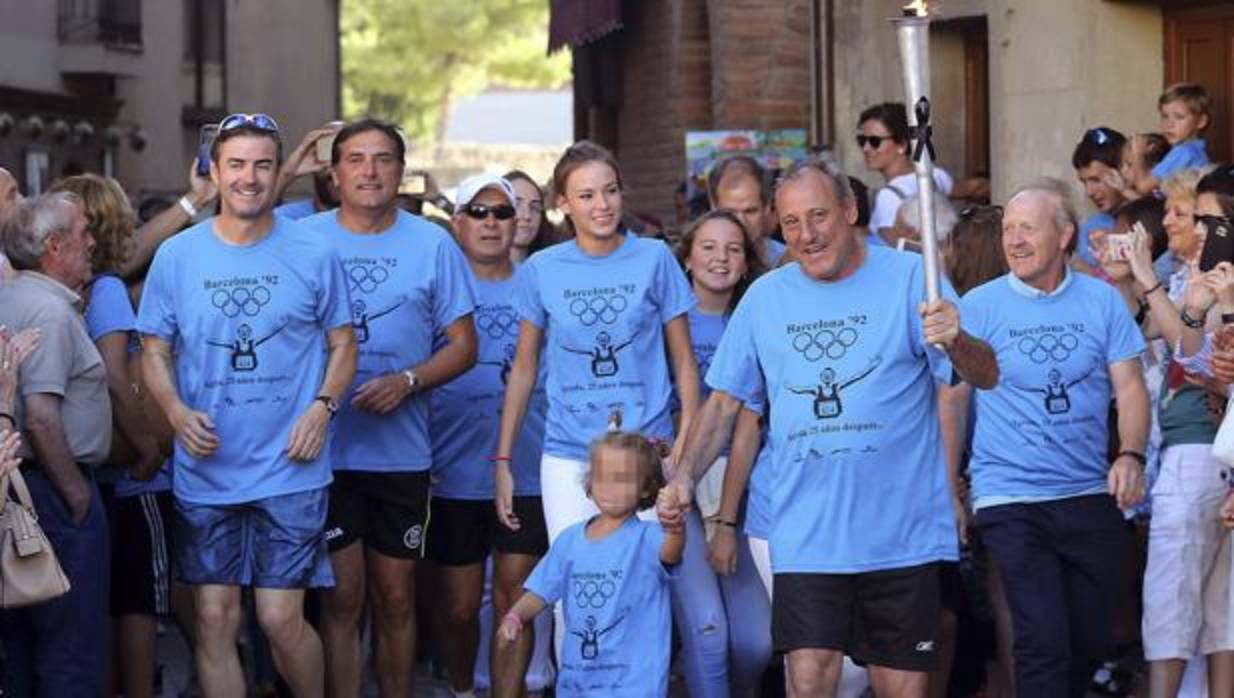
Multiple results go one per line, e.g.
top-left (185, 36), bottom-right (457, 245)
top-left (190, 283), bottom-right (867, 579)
top-left (683, 128), bottom-right (808, 204)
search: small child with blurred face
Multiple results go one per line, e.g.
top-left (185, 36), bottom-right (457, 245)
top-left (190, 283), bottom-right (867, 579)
top-left (497, 432), bottom-right (685, 697)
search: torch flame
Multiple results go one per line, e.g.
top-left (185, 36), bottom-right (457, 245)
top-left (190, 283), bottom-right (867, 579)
top-left (903, 0), bottom-right (929, 17)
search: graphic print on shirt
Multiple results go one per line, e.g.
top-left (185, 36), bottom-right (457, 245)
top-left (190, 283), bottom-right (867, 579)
top-left (1007, 326), bottom-right (1096, 415)
top-left (570, 572), bottom-right (625, 661)
top-left (205, 321), bottom-right (286, 372)
top-left (788, 359), bottom-right (882, 419)
top-left (349, 297), bottom-right (403, 344)
top-left (563, 331), bottom-right (634, 378)
top-left (342, 256), bottom-right (404, 345)
top-left (784, 317), bottom-right (877, 420)
top-left (475, 302), bottom-right (521, 387)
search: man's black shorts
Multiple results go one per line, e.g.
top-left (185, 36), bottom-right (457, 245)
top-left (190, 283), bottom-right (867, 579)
top-left (425, 496), bottom-right (548, 566)
top-left (773, 562), bottom-right (942, 672)
top-left (325, 470), bottom-right (430, 559)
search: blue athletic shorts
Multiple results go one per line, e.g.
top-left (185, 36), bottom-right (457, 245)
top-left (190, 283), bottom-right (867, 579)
top-left (174, 487), bottom-right (334, 589)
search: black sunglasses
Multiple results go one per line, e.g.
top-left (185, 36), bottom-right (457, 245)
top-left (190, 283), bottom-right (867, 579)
top-left (855, 134), bottom-right (891, 149)
top-left (463, 203), bottom-right (516, 221)
top-left (219, 113), bottom-right (280, 134)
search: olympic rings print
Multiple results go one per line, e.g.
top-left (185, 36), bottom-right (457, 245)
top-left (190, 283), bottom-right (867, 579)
top-left (573, 579), bottom-right (617, 609)
top-left (568, 294), bottom-right (628, 327)
top-left (1015, 333), bottom-right (1079, 364)
top-left (476, 308), bottom-right (519, 340)
top-left (211, 286), bottom-right (271, 318)
top-left (348, 264), bottom-right (390, 294)
top-left (791, 327), bottom-right (858, 362)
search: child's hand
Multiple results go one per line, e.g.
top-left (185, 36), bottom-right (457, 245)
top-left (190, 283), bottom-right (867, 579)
top-left (498, 612), bottom-right (523, 644)
top-left (656, 487), bottom-right (685, 533)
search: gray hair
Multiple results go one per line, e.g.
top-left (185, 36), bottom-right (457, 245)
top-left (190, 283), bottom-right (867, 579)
top-left (1010, 177), bottom-right (1079, 239)
top-left (0, 192), bottom-right (82, 271)
top-left (896, 194), bottom-right (959, 241)
top-left (775, 155), bottom-right (854, 205)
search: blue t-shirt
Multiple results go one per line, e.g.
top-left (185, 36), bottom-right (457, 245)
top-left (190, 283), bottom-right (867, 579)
top-left (706, 246), bottom-right (958, 573)
top-left (766, 238), bottom-right (787, 265)
top-left (961, 272), bottom-right (1145, 506)
top-left (744, 430), bottom-right (774, 540)
top-left (430, 270), bottom-right (547, 499)
top-left (304, 210), bottom-right (475, 473)
top-left (84, 274), bottom-right (173, 497)
top-left (1152, 138), bottom-right (1209, 180)
top-left (136, 217), bottom-right (352, 505)
top-left (1076, 213), bottom-right (1116, 268)
top-left (274, 199), bottom-right (319, 221)
top-left (525, 517), bottom-right (673, 698)
top-left (515, 235), bottom-right (694, 461)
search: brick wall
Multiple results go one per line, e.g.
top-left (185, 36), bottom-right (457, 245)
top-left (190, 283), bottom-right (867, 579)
top-left (586, 0), bottom-right (812, 224)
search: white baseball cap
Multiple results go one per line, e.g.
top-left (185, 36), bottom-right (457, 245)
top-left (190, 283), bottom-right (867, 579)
top-left (455, 173), bottom-right (516, 208)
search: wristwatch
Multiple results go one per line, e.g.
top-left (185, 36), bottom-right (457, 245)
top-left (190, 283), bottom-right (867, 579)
top-left (314, 394), bottom-right (339, 418)
top-left (402, 369), bottom-right (420, 394)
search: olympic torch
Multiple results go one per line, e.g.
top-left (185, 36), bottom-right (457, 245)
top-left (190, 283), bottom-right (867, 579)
top-left (893, 0), bottom-right (942, 302)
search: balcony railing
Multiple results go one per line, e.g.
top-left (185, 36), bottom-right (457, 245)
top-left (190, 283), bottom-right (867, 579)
top-left (58, 0), bottom-right (142, 48)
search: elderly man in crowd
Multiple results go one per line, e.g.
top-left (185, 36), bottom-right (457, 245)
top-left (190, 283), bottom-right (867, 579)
top-left (0, 192), bottom-right (113, 696)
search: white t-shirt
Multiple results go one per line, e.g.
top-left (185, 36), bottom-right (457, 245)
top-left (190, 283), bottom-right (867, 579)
top-left (869, 168), bottom-right (954, 236)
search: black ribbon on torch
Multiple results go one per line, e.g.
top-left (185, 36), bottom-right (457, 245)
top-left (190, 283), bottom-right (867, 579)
top-left (909, 96), bottom-right (936, 163)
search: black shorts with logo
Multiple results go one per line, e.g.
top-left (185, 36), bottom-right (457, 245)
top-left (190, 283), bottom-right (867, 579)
top-left (425, 496), bottom-right (549, 567)
top-left (773, 562), bottom-right (942, 672)
top-left (325, 470), bottom-right (430, 559)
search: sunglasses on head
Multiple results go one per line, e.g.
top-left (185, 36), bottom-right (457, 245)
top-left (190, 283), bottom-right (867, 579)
top-left (856, 134), bottom-right (891, 149)
top-left (219, 113), bottom-right (280, 134)
top-left (463, 203), bottom-right (516, 221)
top-left (1085, 127), bottom-right (1111, 146)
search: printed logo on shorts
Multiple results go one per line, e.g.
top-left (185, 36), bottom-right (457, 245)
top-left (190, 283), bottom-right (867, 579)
top-left (323, 527), bottom-right (343, 542)
top-left (915, 641), bottom-right (935, 653)
top-left (403, 524), bottom-right (423, 550)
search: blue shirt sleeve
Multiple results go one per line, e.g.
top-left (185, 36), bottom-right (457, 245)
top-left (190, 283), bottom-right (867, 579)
top-left (1152, 139), bottom-right (1209, 180)
top-left (513, 257), bottom-right (547, 329)
top-left (315, 247), bottom-right (353, 331)
top-left (653, 243), bottom-right (695, 324)
top-left (85, 275), bottom-right (136, 341)
top-left (135, 245), bottom-right (179, 343)
top-left (524, 526), bottom-right (570, 604)
top-left (640, 520), bottom-right (673, 580)
top-left (432, 237), bottom-right (476, 331)
top-left (705, 289), bottom-right (765, 406)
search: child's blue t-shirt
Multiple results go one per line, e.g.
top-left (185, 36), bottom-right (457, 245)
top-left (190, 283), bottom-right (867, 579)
top-left (135, 217), bottom-right (352, 505)
top-left (705, 246), bottom-right (958, 573)
top-left (84, 274), bottom-right (173, 497)
top-left (525, 517), bottom-right (673, 698)
top-left (961, 272), bottom-right (1145, 507)
top-left (1152, 138), bottom-right (1209, 180)
top-left (514, 235), bottom-right (694, 461)
top-left (303, 209), bottom-right (475, 473)
top-left (430, 269), bottom-right (547, 499)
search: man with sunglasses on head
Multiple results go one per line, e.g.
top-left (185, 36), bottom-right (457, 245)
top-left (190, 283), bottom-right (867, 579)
top-left (1071, 127), bottom-right (1129, 272)
top-left (137, 112), bottom-right (358, 698)
top-left (302, 118), bottom-right (477, 698)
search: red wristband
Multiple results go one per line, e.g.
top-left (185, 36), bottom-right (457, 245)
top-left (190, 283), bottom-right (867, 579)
top-left (490, 455), bottom-right (513, 462)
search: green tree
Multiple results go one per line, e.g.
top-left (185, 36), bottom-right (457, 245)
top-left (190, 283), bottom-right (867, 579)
top-left (341, 0), bottom-right (571, 148)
